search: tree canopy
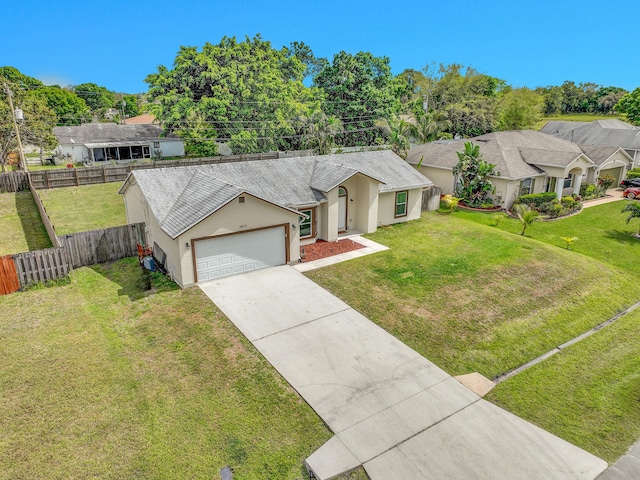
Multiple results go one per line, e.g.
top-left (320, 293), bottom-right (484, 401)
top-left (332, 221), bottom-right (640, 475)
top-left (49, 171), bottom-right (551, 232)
top-left (313, 51), bottom-right (402, 146)
top-left (73, 82), bottom-right (115, 115)
top-left (616, 88), bottom-right (640, 125)
top-left (32, 86), bottom-right (91, 125)
top-left (146, 35), bottom-right (320, 153)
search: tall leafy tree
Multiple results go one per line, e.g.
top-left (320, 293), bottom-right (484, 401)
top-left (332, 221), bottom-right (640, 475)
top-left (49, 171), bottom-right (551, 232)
top-left (616, 88), bottom-right (640, 125)
top-left (452, 142), bottom-right (499, 207)
top-left (146, 35), bottom-right (319, 152)
top-left (31, 86), bottom-right (91, 125)
top-left (375, 116), bottom-right (412, 158)
top-left (498, 88), bottom-right (544, 130)
top-left (1, 73), bottom-right (56, 170)
top-left (0, 66), bottom-right (44, 88)
top-left (313, 51), bottom-right (401, 146)
top-left (421, 64), bottom-right (504, 138)
top-left (73, 82), bottom-right (115, 116)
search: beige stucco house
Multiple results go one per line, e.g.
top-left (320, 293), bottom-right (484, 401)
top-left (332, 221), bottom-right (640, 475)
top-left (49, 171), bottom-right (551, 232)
top-left (407, 131), bottom-right (599, 208)
top-left (119, 151), bottom-right (432, 287)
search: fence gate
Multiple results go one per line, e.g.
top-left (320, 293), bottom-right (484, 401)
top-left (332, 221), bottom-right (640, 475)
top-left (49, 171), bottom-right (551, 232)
top-left (0, 255), bottom-right (20, 295)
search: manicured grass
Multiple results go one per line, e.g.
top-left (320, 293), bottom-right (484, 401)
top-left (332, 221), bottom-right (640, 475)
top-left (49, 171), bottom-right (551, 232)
top-left (0, 258), bottom-right (330, 479)
top-left (305, 213), bottom-right (640, 379)
top-left (456, 201), bottom-right (640, 270)
top-left (488, 308), bottom-right (640, 463)
top-left (536, 114), bottom-right (622, 130)
top-left (0, 192), bottom-right (51, 254)
top-left (37, 182), bottom-right (126, 234)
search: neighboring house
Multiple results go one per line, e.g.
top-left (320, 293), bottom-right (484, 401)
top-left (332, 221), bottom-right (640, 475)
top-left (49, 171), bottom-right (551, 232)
top-left (541, 119), bottom-right (640, 168)
top-left (407, 130), bottom-right (595, 208)
top-left (119, 151), bottom-right (432, 287)
top-left (53, 123), bottom-right (185, 164)
top-left (578, 145), bottom-right (633, 185)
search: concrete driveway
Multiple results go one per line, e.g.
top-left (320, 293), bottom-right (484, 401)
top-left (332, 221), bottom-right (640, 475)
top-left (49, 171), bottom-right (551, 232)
top-left (200, 266), bottom-right (607, 480)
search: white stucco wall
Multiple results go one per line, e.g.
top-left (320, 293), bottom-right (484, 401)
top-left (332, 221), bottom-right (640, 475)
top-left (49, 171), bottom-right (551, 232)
top-left (337, 174), bottom-right (380, 234)
top-left (59, 143), bottom-right (89, 163)
top-left (419, 166), bottom-right (455, 195)
top-left (377, 188), bottom-right (422, 226)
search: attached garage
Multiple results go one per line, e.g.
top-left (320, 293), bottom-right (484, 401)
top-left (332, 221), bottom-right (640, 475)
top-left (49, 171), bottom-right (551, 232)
top-left (598, 167), bottom-right (623, 184)
top-left (194, 226), bottom-right (287, 282)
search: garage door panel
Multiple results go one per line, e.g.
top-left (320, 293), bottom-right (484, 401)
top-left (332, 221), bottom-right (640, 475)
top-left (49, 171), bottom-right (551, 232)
top-left (195, 227), bottom-right (286, 281)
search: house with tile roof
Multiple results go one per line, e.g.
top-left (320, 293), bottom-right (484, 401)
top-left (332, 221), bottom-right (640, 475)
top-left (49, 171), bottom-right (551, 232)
top-left (54, 123), bottom-right (185, 164)
top-left (541, 119), bottom-right (640, 168)
top-left (407, 130), bottom-right (595, 208)
top-left (119, 150), bottom-right (432, 287)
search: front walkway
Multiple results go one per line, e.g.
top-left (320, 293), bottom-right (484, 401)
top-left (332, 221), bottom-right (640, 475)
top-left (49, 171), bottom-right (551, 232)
top-left (583, 188), bottom-right (624, 208)
top-left (200, 266), bottom-right (606, 480)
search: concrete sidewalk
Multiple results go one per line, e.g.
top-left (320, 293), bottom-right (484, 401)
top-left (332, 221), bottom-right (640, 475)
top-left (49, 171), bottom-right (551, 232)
top-left (200, 266), bottom-right (607, 480)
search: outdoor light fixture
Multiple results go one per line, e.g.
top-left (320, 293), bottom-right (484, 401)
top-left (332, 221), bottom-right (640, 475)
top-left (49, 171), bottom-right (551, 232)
top-left (185, 242), bottom-right (190, 249)
top-left (291, 224), bottom-right (297, 230)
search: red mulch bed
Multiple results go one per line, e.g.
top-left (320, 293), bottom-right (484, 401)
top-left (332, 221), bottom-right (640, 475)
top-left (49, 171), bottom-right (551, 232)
top-left (301, 239), bottom-right (365, 262)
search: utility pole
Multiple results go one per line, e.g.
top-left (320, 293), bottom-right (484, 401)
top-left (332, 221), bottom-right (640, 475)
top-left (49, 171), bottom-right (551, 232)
top-left (4, 83), bottom-right (26, 170)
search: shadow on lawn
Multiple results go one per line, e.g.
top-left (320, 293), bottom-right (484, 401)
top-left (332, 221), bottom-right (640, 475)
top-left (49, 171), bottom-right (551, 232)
top-left (14, 191), bottom-right (52, 251)
top-left (90, 258), bottom-right (179, 301)
top-left (603, 229), bottom-right (640, 245)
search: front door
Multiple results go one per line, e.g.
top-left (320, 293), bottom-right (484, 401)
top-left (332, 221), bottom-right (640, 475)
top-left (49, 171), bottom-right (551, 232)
top-left (338, 186), bottom-right (347, 232)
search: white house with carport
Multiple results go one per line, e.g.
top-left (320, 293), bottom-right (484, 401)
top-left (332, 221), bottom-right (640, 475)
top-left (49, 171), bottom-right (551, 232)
top-left (119, 150), bottom-right (432, 287)
top-left (54, 123), bottom-right (185, 164)
top-left (407, 130), bottom-right (595, 208)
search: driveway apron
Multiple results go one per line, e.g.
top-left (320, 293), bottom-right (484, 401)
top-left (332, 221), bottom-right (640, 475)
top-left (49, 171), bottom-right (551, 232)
top-left (200, 265), bottom-right (607, 480)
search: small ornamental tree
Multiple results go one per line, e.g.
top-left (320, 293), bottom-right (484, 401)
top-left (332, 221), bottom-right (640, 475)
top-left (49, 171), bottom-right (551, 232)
top-left (452, 142), bottom-right (500, 207)
top-left (621, 201), bottom-right (640, 235)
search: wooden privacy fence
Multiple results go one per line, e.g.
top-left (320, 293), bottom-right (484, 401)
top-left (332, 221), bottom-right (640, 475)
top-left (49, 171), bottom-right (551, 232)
top-left (12, 248), bottom-right (71, 288)
top-left (422, 186), bottom-right (442, 212)
top-left (0, 171), bottom-right (29, 193)
top-left (58, 223), bottom-right (146, 269)
top-left (0, 255), bottom-right (20, 295)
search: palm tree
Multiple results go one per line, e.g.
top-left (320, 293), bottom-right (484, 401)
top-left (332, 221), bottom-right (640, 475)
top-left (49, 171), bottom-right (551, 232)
top-left (621, 201), bottom-right (640, 235)
top-left (514, 204), bottom-right (540, 235)
top-left (375, 116), bottom-right (411, 159)
top-left (409, 110), bottom-right (450, 144)
top-left (302, 112), bottom-right (343, 155)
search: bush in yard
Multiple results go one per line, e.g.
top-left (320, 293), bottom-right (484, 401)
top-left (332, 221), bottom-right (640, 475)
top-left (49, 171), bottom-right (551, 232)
top-left (626, 168), bottom-right (640, 180)
top-left (452, 142), bottom-right (500, 208)
top-left (561, 196), bottom-right (575, 208)
top-left (514, 192), bottom-right (557, 208)
top-left (597, 174), bottom-right (616, 190)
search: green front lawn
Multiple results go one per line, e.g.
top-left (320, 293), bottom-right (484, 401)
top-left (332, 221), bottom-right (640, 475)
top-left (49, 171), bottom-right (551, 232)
top-left (306, 212), bottom-right (640, 379)
top-left (0, 259), bottom-right (330, 479)
top-left (0, 192), bottom-right (51, 254)
top-left (489, 308), bottom-right (640, 463)
top-left (37, 182), bottom-right (126, 234)
top-left (457, 201), bottom-right (640, 270)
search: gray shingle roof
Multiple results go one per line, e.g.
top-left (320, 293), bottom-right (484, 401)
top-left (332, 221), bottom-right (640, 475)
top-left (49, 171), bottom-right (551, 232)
top-left (578, 145), bottom-right (631, 166)
top-left (540, 120), bottom-right (640, 149)
top-left (54, 123), bottom-right (179, 144)
top-left (407, 130), bottom-right (588, 180)
top-left (121, 150), bottom-right (431, 239)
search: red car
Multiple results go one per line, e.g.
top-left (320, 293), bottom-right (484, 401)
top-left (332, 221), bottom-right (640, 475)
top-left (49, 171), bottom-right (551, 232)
top-left (623, 187), bottom-right (640, 199)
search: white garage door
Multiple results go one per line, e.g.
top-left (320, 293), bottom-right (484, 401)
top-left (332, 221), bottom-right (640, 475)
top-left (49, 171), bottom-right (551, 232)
top-left (195, 227), bottom-right (286, 282)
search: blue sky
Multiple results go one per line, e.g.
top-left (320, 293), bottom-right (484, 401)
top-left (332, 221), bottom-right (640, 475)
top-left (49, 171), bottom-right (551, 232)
top-left (2, 0), bottom-right (638, 93)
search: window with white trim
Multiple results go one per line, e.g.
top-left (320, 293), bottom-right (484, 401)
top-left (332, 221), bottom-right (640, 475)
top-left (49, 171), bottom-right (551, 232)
top-left (395, 191), bottom-right (408, 217)
top-left (299, 208), bottom-right (314, 238)
top-left (563, 175), bottom-right (573, 189)
top-left (520, 178), bottom-right (534, 196)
